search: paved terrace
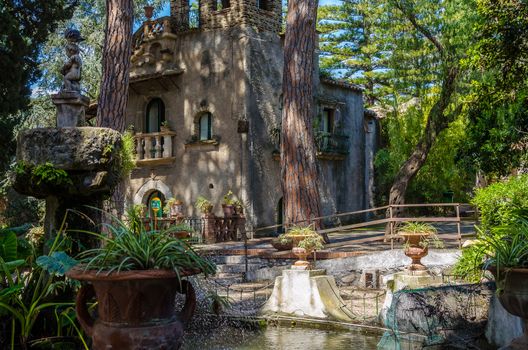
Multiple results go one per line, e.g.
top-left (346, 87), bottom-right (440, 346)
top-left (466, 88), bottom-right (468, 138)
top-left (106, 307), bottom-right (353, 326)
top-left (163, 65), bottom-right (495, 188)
top-left (197, 221), bottom-right (477, 259)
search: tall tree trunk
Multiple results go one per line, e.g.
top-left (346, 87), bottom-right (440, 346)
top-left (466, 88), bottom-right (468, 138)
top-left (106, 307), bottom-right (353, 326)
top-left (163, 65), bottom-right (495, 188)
top-left (281, 0), bottom-right (326, 241)
top-left (97, 0), bottom-right (133, 218)
top-left (385, 66), bottom-right (459, 239)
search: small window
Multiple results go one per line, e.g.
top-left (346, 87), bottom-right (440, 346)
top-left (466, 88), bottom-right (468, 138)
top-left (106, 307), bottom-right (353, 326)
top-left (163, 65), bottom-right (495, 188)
top-left (257, 0), bottom-right (271, 11)
top-left (146, 98), bottom-right (165, 133)
top-left (199, 112), bottom-right (213, 140)
top-left (321, 108), bottom-right (334, 133)
top-left (215, 0), bottom-right (230, 10)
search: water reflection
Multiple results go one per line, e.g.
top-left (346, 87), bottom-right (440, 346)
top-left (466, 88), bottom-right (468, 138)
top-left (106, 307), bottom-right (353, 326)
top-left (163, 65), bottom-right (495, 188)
top-left (182, 325), bottom-right (384, 350)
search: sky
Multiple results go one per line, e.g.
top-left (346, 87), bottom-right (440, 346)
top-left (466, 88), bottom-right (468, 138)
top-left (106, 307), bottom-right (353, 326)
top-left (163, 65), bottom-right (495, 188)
top-left (156, 0), bottom-right (342, 17)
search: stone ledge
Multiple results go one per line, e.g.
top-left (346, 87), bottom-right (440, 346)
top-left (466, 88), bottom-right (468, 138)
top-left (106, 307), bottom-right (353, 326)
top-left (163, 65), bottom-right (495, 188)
top-left (135, 157), bottom-right (176, 167)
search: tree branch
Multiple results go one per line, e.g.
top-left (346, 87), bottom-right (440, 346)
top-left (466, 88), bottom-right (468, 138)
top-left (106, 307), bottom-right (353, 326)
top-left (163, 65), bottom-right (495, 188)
top-left (393, 0), bottom-right (445, 55)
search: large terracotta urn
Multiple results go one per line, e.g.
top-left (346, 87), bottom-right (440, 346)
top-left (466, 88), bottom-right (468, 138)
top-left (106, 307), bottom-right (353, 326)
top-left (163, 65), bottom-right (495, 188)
top-left (399, 232), bottom-right (429, 272)
top-left (490, 268), bottom-right (528, 349)
top-left (67, 268), bottom-right (198, 350)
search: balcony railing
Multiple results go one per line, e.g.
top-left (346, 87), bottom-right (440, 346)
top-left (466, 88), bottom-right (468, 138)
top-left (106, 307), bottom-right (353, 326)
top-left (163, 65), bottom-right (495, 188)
top-left (315, 132), bottom-right (350, 155)
top-left (135, 131), bottom-right (176, 165)
top-left (132, 10), bottom-right (201, 49)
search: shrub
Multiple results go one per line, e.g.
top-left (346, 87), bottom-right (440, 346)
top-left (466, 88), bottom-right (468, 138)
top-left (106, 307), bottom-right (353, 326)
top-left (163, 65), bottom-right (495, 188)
top-left (472, 174), bottom-right (528, 229)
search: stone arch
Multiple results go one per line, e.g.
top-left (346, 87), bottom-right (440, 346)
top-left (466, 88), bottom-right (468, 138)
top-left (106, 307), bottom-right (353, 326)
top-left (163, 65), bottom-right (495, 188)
top-left (133, 179), bottom-right (173, 205)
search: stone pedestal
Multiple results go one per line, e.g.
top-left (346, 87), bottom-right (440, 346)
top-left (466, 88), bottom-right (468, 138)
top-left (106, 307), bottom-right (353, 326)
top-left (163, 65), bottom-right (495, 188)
top-left (51, 91), bottom-right (90, 127)
top-left (261, 269), bottom-right (354, 322)
top-left (14, 127), bottom-right (122, 252)
top-left (388, 271), bottom-right (442, 291)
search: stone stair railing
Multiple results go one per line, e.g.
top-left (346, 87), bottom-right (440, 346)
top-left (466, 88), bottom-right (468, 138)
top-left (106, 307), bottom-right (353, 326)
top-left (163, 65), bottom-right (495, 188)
top-left (135, 131), bottom-right (176, 164)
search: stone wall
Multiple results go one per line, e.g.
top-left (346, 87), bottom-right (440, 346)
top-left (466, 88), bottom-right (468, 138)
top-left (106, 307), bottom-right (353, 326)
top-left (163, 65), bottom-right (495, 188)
top-left (170, 0), bottom-right (282, 33)
top-left (126, 23), bottom-right (371, 231)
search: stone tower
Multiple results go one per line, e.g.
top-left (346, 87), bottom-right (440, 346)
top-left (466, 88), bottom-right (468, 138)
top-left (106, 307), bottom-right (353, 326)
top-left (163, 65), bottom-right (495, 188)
top-left (170, 0), bottom-right (282, 33)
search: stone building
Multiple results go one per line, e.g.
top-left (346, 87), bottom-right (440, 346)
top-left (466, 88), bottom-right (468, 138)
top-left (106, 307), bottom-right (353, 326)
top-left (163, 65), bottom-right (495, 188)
top-left (125, 0), bottom-right (378, 231)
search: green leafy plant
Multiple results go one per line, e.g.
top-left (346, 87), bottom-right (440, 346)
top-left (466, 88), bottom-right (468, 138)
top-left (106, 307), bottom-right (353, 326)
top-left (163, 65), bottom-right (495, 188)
top-left (471, 174), bottom-right (528, 230)
top-left (454, 211), bottom-right (528, 283)
top-left (278, 225), bottom-right (324, 251)
top-left (161, 120), bottom-right (169, 128)
top-left (168, 223), bottom-right (194, 233)
top-left (398, 222), bottom-right (444, 249)
top-left (163, 197), bottom-right (181, 216)
top-left (75, 212), bottom-right (215, 277)
top-left (205, 291), bottom-right (232, 315)
top-left (32, 162), bottom-right (72, 187)
top-left (125, 204), bottom-right (146, 235)
top-left (222, 190), bottom-right (235, 205)
top-left (119, 131), bottom-right (136, 178)
top-left (195, 196), bottom-right (213, 214)
top-left (297, 234), bottom-right (325, 251)
top-left (0, 218), bottom-right (87, 350)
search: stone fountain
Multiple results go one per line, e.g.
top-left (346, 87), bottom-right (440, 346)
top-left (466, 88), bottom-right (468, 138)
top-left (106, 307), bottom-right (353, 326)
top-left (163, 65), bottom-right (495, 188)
top-left (13, 29), bottom-right (122, 249)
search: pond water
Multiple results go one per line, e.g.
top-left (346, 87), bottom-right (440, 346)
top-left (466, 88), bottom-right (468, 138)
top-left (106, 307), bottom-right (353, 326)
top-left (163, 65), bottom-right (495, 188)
top-left (182, 325), bottom-right (420, 350)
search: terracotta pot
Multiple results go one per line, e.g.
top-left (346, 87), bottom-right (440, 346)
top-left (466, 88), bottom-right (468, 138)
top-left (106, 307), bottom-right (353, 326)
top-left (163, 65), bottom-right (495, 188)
top-left (399, 232), bottom-right (430, 271)
top-left (144, 5), bottom-right (154, 20)
top-left (271, 238), bottom-right (292, 251)
top-left (292, 246), bottom-right (312, 269)
top-left (222, 204), bottom-right (235, 217)
top-left (490, 268), bottom-right (528, 349)
top-left (67, 268), bottom-right (198, 350)
top-left (171, 231), bottom-right (191, 239)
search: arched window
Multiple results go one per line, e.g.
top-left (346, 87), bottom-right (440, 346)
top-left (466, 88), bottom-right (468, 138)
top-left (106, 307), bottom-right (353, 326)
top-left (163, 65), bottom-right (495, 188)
top-left (199, 112), bottom-right (213, 140)
top-left (146, 98), bottom-right (165, 133)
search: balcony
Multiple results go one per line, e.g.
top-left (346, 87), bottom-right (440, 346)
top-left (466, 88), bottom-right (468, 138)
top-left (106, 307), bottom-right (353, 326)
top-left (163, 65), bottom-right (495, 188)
top-left (272, 132), bottom-right (350, 161)
top-left (315, 132), bottom-right (350, 160)
top-left (135, 131), bottom-right (177, 166)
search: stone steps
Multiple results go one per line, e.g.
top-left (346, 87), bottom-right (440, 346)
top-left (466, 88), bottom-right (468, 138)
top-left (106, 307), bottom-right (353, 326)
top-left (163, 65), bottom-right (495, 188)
top-left (216, 263), bottom-right (264, 274)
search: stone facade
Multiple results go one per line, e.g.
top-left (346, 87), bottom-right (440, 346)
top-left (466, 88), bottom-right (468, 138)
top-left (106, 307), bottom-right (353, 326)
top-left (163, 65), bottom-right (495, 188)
top-left (125, 0), bottom-right (378, 231)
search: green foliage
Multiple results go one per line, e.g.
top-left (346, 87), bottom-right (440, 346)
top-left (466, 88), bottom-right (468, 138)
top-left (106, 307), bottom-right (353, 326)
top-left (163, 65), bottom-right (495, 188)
top-left (0, 223), bottom-right (87, 349)
top-left (168, 223), bottom-right (194, 233)
top-left (119, 131), bottom-right (136, 177)
top-left (374, 99), bottom-right (472, 204)
top-left (454, 212), bottom-right (528, 283)
top-left (76, 212), bottom-right (215, 277)
top-left (125, 204), bottom-right (146, 235)
top-left (278, 226), bottom-right (325, 251)
top-left (222, 190), bottom-right (235, 205)
top-left (195, 196), bottom-right (213, 214)
top-left (0, 0), bottom-right (76, 174)
top-left (472, 175), bottom-right (528, 230)
top-left (458, 1), bottom-right (528, 176)
top-left (398, 222), bottom-right (437, 235)
top-left (32, 162), bottom-right (72, 187)
top-left (36, 252), bottom-right (78, 277)
top-left (0, 230), bottom-right (18, 262)
top-left (297, 234), bottom-right (325, 251)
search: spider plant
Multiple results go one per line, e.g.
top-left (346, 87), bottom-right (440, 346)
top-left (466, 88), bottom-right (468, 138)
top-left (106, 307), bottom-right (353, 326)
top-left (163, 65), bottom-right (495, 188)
top-left (74, 211), bottom-right (215, 277)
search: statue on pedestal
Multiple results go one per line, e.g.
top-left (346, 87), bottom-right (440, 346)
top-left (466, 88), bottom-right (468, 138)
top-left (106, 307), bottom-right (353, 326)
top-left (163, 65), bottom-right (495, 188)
top-left (61, 29), bottom-right (84, 92)
top-left (52, 29), bottom-right (90, 127)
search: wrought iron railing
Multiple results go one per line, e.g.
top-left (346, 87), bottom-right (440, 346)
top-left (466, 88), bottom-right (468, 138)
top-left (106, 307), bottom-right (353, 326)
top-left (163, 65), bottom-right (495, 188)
top-left (314, 132), bottom-right (350, 154)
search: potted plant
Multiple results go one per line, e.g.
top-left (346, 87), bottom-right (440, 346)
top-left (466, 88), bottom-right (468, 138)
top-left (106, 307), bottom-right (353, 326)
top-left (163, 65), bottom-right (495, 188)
top-left (233, 199), bottom-right (244, 215)
top-left (458, 213), bottom-right (528, 349)
top-left (160, 120), bottom-right (170, 132)
top-left (195, 195), bottom-right (213, 215)
top-left (65, 214), bottom-right (216, 350)
top-left (168, 223), bottom-right (195, 239)
top-left (164, 197), bottom-right (183, 218)
top-left (221, 190), bottom-right (235, 217)
top-left (398, 222), bottom-right (444, 272)
top-left (278, 226), bottom-right (324, 268)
